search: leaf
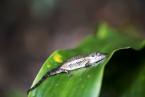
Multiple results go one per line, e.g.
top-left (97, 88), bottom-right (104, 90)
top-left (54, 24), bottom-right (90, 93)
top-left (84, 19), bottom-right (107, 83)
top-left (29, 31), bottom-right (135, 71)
top-left (100, 48), bottom-right (145, 97)
top-left (28, 23), bottom-right (145, 97)
top-left (121, 61), bottom-right (145, 97)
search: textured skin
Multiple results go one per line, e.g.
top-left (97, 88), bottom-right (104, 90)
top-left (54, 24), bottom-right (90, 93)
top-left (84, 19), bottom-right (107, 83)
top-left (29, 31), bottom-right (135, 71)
top-left (60, 52), bottom-right (106, 71)
top-left (60, 58), bottom-right (88, 71)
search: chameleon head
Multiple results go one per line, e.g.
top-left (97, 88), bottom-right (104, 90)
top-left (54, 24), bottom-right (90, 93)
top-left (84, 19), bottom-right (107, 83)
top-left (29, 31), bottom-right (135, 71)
top-left (87, 52), bottom-right (106, 64)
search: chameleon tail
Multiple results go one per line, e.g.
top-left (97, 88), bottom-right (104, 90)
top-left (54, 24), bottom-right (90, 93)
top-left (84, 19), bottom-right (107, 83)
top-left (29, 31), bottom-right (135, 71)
top-left (27, 74), bottom-right (48, 94)
top-left (27, 68), bottom-right (63, 95)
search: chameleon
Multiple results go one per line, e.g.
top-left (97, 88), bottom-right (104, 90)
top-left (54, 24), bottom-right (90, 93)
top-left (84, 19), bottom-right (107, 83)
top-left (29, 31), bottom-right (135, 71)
top-left (27, 52), bottom-right (106, 94)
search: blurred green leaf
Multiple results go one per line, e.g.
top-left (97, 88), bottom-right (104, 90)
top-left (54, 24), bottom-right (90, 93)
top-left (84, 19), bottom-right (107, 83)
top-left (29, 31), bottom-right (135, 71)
top-left (121, 61), bottom-right (145, 97)
top-left (100, 48), bottom-right (145, 97)
top-left (28, 23), bottom-right (145, 97)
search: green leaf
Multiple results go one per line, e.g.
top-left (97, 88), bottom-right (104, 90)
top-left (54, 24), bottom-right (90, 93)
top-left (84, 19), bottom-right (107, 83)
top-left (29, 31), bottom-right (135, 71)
top-left (28, 23), bottom-right (145, 97)
top-left (121, 61), bottom-right (145, 97)
top-left (100, 48), bottom-right (145, 97)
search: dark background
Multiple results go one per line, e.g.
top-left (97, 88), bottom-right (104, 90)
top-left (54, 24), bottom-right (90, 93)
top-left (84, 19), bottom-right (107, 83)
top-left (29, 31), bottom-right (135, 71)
top-left (0, 0), bottom-right (145, 97)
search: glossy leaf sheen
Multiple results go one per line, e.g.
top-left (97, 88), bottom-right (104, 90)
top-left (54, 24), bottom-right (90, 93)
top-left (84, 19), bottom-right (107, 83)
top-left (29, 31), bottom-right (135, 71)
top-left (28, 24), bottom-right (145, 97)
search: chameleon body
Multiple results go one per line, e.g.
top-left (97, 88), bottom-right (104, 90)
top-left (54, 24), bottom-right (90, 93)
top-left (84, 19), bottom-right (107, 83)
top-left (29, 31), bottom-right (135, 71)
top-left (27, 52), bottom-right (106, 94)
